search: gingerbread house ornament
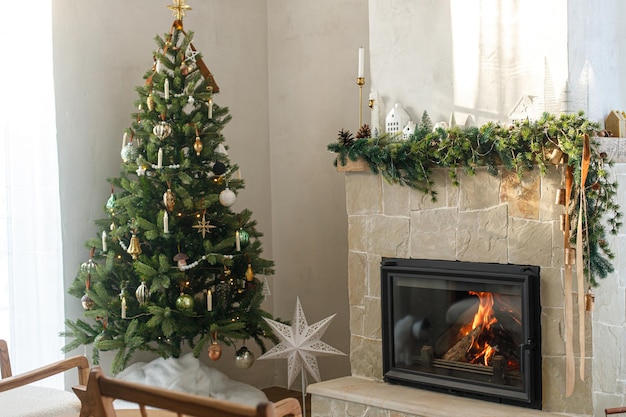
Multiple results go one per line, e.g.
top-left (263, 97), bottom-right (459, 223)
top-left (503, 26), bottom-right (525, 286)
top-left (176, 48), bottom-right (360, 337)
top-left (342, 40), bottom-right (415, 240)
top-left (605, 110), bottom-right (626, 137)
top-left (508, 95), bottom-right (541, 124)
top-left (386, 103), bottom-right (411, 135)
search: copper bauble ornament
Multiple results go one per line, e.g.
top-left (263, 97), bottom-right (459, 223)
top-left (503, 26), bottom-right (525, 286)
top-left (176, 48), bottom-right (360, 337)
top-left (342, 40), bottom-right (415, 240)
top-left (153, 121), bottom-right (172, 140)
top-left (163, 189), bottom-right (175, 212)
top-left (208, 341), bottom-right (222, 361)
top-left (193, 136), bottom-right (203, 155)
top-left (127, 234), bottom-right (142, 259)
top-left (135, 281), bottom-right (150, 306)
top-left (235, 346), bottom-right (255, 369)
top-left (81, 293), bottom-right (95, 310)
top-left (175, 293), bottom-right (194, 312)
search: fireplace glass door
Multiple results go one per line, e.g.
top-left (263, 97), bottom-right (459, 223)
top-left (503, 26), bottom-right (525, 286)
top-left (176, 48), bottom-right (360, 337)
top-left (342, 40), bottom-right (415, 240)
top-left (381, 258), bottom-right (541, 409)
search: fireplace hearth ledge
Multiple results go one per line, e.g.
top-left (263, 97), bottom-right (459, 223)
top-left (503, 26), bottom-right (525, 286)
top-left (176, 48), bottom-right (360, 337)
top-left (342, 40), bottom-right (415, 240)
top-left (308, 377), bottom-right (567, 417)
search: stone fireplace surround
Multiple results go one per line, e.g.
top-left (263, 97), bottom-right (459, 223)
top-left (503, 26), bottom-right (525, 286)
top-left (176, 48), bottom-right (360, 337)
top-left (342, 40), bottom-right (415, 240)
top-left (309, 165), bottom-right (606, 417)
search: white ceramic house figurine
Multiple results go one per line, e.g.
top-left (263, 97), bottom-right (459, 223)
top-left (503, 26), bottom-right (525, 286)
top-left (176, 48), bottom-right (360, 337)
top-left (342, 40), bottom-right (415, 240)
top-left (508, 95), bottom-right (540, 123)
top-left (386, 103), bottom-right (411, 135)
top-left (402, 121), bottom-right (416, 139)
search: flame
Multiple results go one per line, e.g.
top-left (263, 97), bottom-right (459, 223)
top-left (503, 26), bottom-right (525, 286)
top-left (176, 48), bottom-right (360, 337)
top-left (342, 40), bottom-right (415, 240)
top-left (465, 291), bottom-right (498, 366)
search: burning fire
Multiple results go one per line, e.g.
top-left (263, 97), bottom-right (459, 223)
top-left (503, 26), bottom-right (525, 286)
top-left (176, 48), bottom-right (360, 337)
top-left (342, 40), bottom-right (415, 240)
top-left (462, 291), bottom-right (498, 366)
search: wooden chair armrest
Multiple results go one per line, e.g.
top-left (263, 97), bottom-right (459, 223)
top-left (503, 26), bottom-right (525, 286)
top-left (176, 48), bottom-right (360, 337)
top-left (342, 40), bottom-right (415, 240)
top-left (0, 355), bottom-right (90, 392)
top-left (273, 397), bottom-right (303, 417)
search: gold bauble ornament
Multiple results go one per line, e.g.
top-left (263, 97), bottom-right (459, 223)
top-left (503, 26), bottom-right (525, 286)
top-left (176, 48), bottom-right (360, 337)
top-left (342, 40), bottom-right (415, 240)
top-left (193, 136), bottom-right (203, 155)
top-left (81, 293), bottom-right (95, 310)
top-left (208, 341), bottom-right (222, 361)
top-left (245, 264), bottom-right (254, 282)
top-left (127, 234), bottom-right (142, 260)
top-left (175, 293), bottom-right (194, 312)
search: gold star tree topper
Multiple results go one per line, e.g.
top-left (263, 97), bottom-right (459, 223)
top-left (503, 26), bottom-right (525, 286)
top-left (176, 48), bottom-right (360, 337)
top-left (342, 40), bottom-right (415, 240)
top-left (167, 0), bottom-right (192, 20)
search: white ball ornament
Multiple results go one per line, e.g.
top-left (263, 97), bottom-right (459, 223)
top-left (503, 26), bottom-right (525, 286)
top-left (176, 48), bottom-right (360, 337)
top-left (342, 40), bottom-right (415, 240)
top-left (219, 188), bottom-right (236, 207)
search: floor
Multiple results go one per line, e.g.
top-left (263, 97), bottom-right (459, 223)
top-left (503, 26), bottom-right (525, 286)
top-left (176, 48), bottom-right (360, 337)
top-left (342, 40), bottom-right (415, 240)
top-left (262, 386), bottom-right (311, 416)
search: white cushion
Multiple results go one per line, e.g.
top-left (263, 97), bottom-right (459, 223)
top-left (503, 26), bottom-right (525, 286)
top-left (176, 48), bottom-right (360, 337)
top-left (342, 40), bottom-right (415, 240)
top-left (0, 385), bottom-right (81, 417)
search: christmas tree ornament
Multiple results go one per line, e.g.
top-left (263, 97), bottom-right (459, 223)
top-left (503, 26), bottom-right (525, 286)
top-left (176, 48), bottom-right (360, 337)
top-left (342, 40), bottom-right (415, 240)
top-left (245, 264), bottom-right (254, 282)
top-left (155, 59), bottom-right (163, 73)
top-left (193, 135), bottom-right (203, 155)
top-left (215, 143), bottom-right (228, 155)
top-left (185, 43), bottom-right (199, 64)
top-left (235, 346), bottom-right (255, 369)
top-left (120, 142), bottom-right (137, 163)
top-left (147, 93), bottom-right (155, 111)
top-left (208, 97), bottom-right (214, 119)
top-left (211, 161), bottom-right (227, 176)
top-left (153, 121), bottom-right (173, 140)
top-left (163, 188), bottom-right (175, 211)
top-left (219, 187), bottom-right (236, 207)
top-left (176, 293), bottom-right (194, 311)
top-left (157, 148), bottom-right (163, 168)
top-left (173, 252), bottom-right (189, 270)
top-left (81, 293), bottom-right (95, 310)
top-left (102, 230), bottom-right (108, 252)
top-left (193, 211), bottom-right (216, 238)
top-left (120, 295), bottom-right (127, 319)
top-left (94, 328), bottom-right (112, 347)
top-left (258, 297), bottom-right (345, 389)
top-left (136, 164), bottom-right (147, 176)
top-left (164, 79), bottom-right (170, 100)
top-left (135, 281), bottom-right (150, 306)
top-left (163, 211), bottom-right (169, 234)
top-left (127, 234), bottom-right (142, 259)
top-left (206, 289), bottom-right (213, 311)
top-left (238, 229), bottom-right (250, 247)
top-left (208, 340), bottom-right (222, 361)
top-left (181, 62), bottom-right (189, 76)
top-left (235, 230), bottom-right (241, 251)
top-left (106, 191), bottom-right (116, 214)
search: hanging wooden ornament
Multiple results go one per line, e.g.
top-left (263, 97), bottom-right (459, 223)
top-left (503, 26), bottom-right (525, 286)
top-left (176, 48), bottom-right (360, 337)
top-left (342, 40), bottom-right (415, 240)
top-left (163, 188), bottom-right (176, 211)
top-left (127, 234), bottom-right (142, 259)
top-left (585, 288), bottom-right (595, 311)
top-left (135, 281), bottom-right (150, 306)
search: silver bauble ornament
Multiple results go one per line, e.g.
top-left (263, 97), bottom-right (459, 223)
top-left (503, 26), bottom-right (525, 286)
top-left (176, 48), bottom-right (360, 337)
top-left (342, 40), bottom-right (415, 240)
top-left (135, 281), bottom-right (150, 306)
top-left (120, 142), bottom-right (138, 163)
top-left (81, 293), bottom-right (95, 310)
top-left (153, 121), bottom-right (172, 140)
top-left (219, 188), bottom-right (236, 207)
top-left (235, 346), bottom-right (255, 369)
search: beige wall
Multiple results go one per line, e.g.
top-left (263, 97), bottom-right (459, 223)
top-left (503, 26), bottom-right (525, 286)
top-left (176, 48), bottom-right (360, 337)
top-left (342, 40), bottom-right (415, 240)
top-left (53, 0), bottom-right (365, 388)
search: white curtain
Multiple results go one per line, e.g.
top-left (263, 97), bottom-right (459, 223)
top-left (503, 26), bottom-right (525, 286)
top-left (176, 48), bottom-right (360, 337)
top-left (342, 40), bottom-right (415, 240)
top-left (0, 0), bottom-right (65, 388)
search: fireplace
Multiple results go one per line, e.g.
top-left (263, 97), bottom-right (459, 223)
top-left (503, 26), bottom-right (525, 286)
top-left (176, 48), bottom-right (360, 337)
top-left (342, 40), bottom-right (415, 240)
top-left (381, 257), bottom-right (542, 409)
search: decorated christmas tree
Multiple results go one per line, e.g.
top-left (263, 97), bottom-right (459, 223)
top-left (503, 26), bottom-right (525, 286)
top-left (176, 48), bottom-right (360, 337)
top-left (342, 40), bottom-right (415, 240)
top-left (62, 0), bottom-right (276, 374)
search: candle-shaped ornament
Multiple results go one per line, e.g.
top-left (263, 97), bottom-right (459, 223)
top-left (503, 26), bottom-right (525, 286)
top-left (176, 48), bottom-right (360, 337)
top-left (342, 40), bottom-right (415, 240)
top-left (157, 148), bottom-right (163, 168)
top-left (102, 230), bottom-right (108, 252)
top-left (358, 46), bottom-right (364, 78)
top-left (208, 98), bottom-right (214, 119)
top-left (121, 295), bottom-right (127, 319)
top-left (164, 79), bottom-right (170, 100)
top-left (163, 211), bottom-right (169, 234)
top-left (207, 289), bottom-right (213, 311)
top-left (235, 230), bottom-right (241, 251)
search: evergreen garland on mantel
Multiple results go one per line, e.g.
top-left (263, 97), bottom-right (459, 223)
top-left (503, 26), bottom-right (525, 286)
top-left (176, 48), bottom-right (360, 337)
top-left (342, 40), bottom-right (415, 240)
top-left (328, 111), bottom-right (622, 286)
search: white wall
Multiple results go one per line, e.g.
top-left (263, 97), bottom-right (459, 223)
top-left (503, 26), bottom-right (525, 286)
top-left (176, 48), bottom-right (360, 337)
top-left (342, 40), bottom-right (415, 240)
top-left (52, 0), bottom-right (364, 389)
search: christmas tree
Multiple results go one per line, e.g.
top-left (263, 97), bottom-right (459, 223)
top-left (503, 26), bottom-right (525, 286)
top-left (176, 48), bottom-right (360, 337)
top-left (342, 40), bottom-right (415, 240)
top-left (62, 1), bottom-right (276, 374)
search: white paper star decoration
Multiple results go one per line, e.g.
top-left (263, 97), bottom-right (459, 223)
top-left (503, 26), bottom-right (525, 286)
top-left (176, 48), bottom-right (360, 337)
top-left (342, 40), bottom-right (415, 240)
top-left (258, 297), bottom-right (345, 389)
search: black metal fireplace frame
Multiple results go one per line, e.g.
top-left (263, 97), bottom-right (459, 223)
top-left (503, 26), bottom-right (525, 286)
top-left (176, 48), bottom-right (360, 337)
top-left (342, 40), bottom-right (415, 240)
top-left (381, 258), bottom-right (542, 409)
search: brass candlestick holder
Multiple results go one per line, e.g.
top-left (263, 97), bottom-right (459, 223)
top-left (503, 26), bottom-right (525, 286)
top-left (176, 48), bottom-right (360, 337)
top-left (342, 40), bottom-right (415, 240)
top-left (357, 77), bottom-right (365, 127)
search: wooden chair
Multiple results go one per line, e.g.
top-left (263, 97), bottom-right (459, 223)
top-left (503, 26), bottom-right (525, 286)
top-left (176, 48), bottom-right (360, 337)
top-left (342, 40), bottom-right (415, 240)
top-left (606, 407), bottom-right (626, 416)
top-left (74, 367), bottom-right (303, 417)
top-left (0, 338), bottom-right (90, 416)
